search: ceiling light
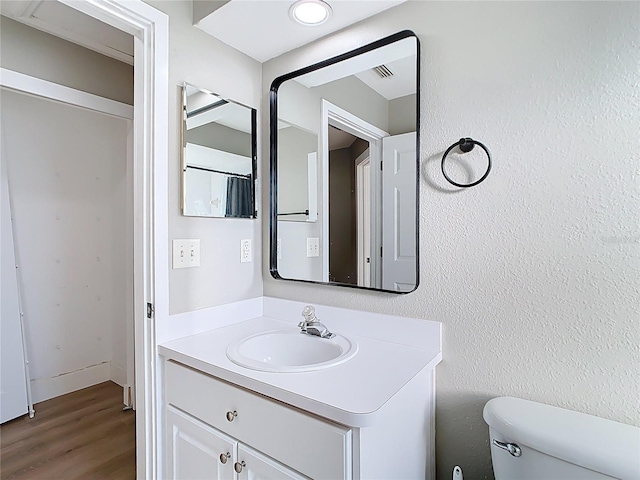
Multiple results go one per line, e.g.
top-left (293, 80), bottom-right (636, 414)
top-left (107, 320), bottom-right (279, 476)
top-left (289, 0), bottom-right (332, 26)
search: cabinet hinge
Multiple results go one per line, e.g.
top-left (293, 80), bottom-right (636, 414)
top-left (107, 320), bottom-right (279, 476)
top-left (147, 302), bottom-right (154, 319)
top-left (380, 246), bottom-right (383, 257)
top-left (380, 161), bottom-right (383, 171)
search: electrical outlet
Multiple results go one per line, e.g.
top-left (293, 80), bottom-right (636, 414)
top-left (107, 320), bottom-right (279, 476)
top-left (173, 239), bottom-right (200, 268)
top-left (241, 239), bottom-right (252, 263)
top-left (277, 239), bottom-right (282, 260)
top-left (306, 237), bottom-right (319, 257)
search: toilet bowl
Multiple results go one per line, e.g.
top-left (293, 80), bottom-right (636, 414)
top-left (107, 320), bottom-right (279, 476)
top-left (483, 397), bottom-right (640, 480)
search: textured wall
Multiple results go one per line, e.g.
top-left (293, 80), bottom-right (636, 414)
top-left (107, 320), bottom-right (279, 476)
top-left (143, 1), bottom-right (264, 314)
top-left (2, 91), bottom-right (129, 399)
top-left (262, 2), bottom-right (640, 478)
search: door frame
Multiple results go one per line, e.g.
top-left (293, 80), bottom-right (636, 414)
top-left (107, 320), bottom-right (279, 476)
top-left (320, 100), bottom-right (388, 286)
top-left (26, 1), bottom-right (169, 477)
top-left (355, 152), bottom-right (371, 287)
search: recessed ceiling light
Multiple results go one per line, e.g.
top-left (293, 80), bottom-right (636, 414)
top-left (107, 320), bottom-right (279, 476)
top-left (289, 0), bottom-right (332, 26)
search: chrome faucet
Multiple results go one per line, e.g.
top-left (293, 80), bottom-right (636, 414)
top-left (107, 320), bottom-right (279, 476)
top-left (298, 306), bottom-right (335, 339)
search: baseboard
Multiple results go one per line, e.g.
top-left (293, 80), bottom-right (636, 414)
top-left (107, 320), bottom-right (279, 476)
top-left (31, 361), bottom-right (111, 403)
top-left (110, 361), bottom-right (126, 387)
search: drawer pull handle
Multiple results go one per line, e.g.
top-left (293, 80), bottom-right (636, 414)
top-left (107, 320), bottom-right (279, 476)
top-left (234, 461), bottom-right (246, 473)
top-left (219, 452), bottom-right (230, 464)
top-left (226, 410), bottom-right (238, 422)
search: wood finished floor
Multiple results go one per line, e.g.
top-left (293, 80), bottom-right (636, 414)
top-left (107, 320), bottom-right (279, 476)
top-left (1, 381), bottom-right (135, 480)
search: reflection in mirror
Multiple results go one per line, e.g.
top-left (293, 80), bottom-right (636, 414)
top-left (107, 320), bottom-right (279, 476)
top-left (277, 122), bottom-right (318, 222)
top-left (271, 31), bottom-right (419, 293)
top-left (182, 83), bottom-right (257, 218)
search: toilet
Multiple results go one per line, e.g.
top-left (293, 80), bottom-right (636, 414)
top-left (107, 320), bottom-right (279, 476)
top-left (483, 397), bottom-right (640, 480)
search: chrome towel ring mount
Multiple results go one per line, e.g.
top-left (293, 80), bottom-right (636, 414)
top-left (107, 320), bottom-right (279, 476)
top-left (441, 137), bottom-right (492, 188)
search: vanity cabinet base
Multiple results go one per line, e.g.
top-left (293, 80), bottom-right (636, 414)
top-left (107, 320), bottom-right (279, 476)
top-left (166, 405), bottom-right (306, 480)
top-left (165, 360), bottom-right (350, 479)
top-left (163, 359), bottom-right (435, 479)
top-left (356, 367), bottom-right (435, 479)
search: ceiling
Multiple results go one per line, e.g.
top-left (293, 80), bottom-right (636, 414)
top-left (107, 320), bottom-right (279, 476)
top-left (196, 0), bottom-right (406, 63)
top-left (329, 125), bottom-right (357, 150)
top-left (0, 0), bottom-right (134, 64)
top-left (186, 85), bottom-right (252, 133)
top-left (294, 36), bottom-right (416, 100)
top-left (1, 0), bottom-right (408, 68)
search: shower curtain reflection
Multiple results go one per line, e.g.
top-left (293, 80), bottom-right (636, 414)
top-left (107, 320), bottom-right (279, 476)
top-left (226, 176), bottom-right (252, 218)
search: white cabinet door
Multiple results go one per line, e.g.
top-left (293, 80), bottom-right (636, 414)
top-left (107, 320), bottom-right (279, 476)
top-left (236, 444), bottom-right (308, 480)
top-left (166, 406), bottom-right (235, 480)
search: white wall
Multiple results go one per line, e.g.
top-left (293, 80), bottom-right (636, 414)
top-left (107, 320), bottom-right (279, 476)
top-left (0, 16), bottom-right (133, 105)
top-left (143, 0), bottom-right (263, 315)
top-left (1, 18), bottom-right (135, 401)
top-left (279, 75), bottom-right (389, 135)
top-left (276, 126), bottom-right (320, 283)
top-left (316, 76), bottom-right (388, 132)
top-left (278, 126), bottom-right (316, 214)
top-left (277, 221), bottom-right (323, 282)
top-left (262, 2), bottom-right (640, 478)
top-left (186, 122), bottom-right (252, 157)
top-left (389, 93), bottom-right (416, 135)
top-left (1, 91), bottom-right (129, 402)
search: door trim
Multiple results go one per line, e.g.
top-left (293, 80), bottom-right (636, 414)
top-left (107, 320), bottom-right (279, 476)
top-left (52, 1), bottom-right (169, 478)
top-left (320, 100), bottom-right (388, 286)
top-left (355, 152), bottom-right (370, 288)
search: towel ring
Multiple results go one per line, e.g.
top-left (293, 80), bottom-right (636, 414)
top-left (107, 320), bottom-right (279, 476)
top-left (441, 138), bottom-right (492, 188)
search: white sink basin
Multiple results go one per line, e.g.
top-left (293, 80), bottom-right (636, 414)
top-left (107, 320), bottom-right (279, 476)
top-left (226, 329), bottom-right (358, 373)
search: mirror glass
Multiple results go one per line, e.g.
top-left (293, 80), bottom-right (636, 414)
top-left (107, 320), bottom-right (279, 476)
top-left (182, 83), bottom-right (256, 218)
top-left (270, 32), bottom-right (419, 293)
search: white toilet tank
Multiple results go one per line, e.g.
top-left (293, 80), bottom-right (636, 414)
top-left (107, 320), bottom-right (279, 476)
top-left (483, 397), bottom-right (640, 480)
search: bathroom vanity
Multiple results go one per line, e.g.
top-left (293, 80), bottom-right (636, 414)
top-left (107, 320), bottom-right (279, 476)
top-left (159, 308), bottom-right (441, 479)
top-left (161, 29), bottom-right (429, 478)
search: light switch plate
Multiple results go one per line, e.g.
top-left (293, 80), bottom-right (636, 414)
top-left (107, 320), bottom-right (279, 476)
top-left (173, 239), bottom-right (200, 268)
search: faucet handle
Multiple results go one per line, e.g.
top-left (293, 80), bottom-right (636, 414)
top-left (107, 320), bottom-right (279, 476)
top-left (301, 305), bottom-right (317, 322)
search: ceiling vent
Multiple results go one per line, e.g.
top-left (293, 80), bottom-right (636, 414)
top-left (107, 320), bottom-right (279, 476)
top-left (373, 64), bottom-right (394, 78)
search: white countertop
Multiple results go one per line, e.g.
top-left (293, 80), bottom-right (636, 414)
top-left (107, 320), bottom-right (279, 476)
top-left (159, 315), bottom-right (441, 427)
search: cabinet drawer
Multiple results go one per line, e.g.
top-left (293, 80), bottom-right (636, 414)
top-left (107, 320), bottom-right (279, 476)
top-left (165, 361), bottom-right (352, 480)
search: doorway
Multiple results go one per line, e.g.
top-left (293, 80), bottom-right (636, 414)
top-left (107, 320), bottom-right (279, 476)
top-left (1, 71), bottom-right (134, 476)
top-left (0, 0), bottom-right (168, 477)
top-left (322, 100), bottom-right (417, 291)
top-left (322, 100), bottom-right (388, 288)
top-left (327, 125), bottom-right (371, 286)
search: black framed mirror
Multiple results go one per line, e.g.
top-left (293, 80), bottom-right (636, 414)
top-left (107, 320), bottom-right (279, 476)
top-left (181, 82), bottom-right (257, 219)
top-left (270, 31), bottom-right (419, 293)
